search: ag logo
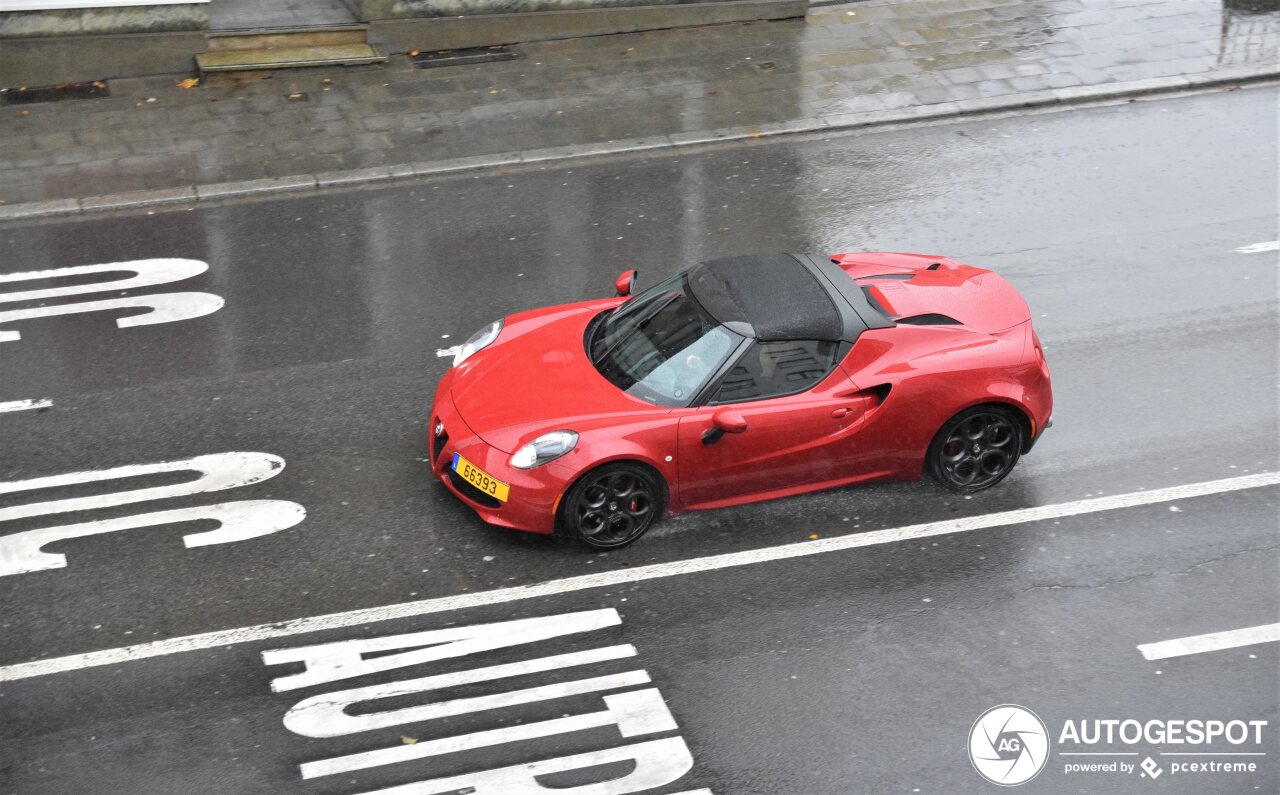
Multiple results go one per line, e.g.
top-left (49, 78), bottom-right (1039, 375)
top-left (968, 704), bottom-right (1050, 786)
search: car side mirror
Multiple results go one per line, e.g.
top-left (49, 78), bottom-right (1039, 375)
top-left (713, 409), bottom-right (748, 433)
top-left (615, 269), bottom-right (638, 297)
top-left (702, 409), bottom-right (748, 446)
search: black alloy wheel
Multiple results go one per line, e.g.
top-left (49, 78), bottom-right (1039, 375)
top-left (927, 406), bottom-right (1024, 492)
top-left (561, 463), bottom-right (664, 549)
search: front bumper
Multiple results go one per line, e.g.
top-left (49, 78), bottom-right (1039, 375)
top-left (428, 392), bottom-right (569, 535)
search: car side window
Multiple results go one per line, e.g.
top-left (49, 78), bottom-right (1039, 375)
top-left (712, 340), bottom-right (839, 403)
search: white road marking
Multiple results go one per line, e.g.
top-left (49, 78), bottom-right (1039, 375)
top-left (0, 293), bottom-right (224, 343)
top-left (0, 259), bottom-right (208, 303)
top-left (1137, 622), bottom-right (1280, 660)
top-left (304, 689), bottom-right (675, 780)
top-left (435, 345), bottom-right (461, 358)
top-left (265, 609), bottom-right (626, 692)
top-left (287, 648), bottom-right (641, 739)
top-left (278, 609), bottom-right (702, 791)
top-left (0, 452), bottom-right (305, 576)
top-left (0, 398), bottom-right (51, 413)
top-left (358, 737), bottom-right (694, 795)
top-left (1235, 240), bottom-right (1279, 254)
top-left (0, 471), bottom-right (1275, 682)
top-left (0, 259), bottom-right (223, 342)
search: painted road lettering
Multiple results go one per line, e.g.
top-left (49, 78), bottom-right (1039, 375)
top-left (0, 258), bottom-right (223, 342)
top-left (265, 608), bottom-right (708, 794)
top-left (0, 452), bottom-right (305, 576)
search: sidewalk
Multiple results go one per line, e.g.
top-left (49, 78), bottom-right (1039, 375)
top-left (1, 0), bottom-right (1276, 217)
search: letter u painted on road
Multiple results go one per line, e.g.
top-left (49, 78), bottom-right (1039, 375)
top-left (0, 258), bottom-right (223, 342)
top-left (0, 452), bottom-right (305, 576)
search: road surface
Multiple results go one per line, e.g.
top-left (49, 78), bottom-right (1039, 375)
top-left (0, 85), bottom-right (1276, 794)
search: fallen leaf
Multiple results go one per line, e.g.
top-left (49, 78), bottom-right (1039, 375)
top-left (622, 47), bottom-right (635, 54)
top-left (177, 77), bottom-right (199, 89)
top-left (409, 50), bottom-right (420, 57)
top-left (809, 533), bottom-right (820, 540)
top-left (488, 89), bottom-right (498, 94)
top-left (321, 78), bottom-right (332, 84)
top-left (19, 110), bottom-right (28, 117)
top-left (92, 81), bottom-right (106, 89)
top-left (400, 736), bottom-right (418, 745)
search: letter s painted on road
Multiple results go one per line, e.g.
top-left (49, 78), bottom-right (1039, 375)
top-left (0, 259), bottom-right (223, 342)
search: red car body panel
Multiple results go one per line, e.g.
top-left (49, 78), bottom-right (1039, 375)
top-left (448, 298), bottom-right (629, 454)
top-left (832, 252), bottom-right (1030, 332)
top-left (429, 252), bottom-right (1053, 536)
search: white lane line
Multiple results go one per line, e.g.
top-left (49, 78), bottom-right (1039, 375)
top-left (1235, 240), bottom-right (1279, 254)
top-left (0, 471), bottom-right (1275, 683)
top-left (1137, 622), bottom-right (1280, 661)
top-left (0, 398), bottom-right (51, 413)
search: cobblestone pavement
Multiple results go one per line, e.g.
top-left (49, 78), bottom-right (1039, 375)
top-left (0, 0), bottom-right (1276, 206)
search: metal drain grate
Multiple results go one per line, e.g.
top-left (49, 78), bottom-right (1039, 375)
top-left (1, 81), bottom-right (109, 105)
top-left (412, 46), bottom-right (515, 69)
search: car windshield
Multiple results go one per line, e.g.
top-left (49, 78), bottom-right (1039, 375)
top-left (590, 274), bottom-right (742, 407)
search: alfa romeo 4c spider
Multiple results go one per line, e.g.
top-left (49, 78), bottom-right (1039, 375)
top-left (429, 253), bottom-right (1053, 548)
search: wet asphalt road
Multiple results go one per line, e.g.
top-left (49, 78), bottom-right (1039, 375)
top-left (0, 86), bottom-right (1277, 794)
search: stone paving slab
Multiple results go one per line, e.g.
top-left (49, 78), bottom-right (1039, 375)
top-left (0, 0), bottom-right (1276, 213)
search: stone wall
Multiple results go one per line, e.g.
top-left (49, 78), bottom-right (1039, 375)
top-left (365, 0), bottom-right (805, 53)
top-left (347, 0), bottom-right (745, 21)
top-left (0, 4), bottom-right (209, 39)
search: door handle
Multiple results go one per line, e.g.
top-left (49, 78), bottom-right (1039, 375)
top-left (831, 407), bottom-right (851, 419)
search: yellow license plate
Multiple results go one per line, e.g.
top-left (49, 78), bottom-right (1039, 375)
top-left (451, 453), bottom-right (510, 502)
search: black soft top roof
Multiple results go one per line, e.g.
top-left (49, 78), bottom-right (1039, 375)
top-left (686, 253), bottom-right (891, 343)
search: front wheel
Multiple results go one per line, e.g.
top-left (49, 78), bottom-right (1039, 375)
top-left (927, 406), bottom-right (1024, 492)
top-left (560, 463), bottom-right (665, 549)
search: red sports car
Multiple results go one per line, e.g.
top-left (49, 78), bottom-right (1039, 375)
top-left (429, 253), bottom-right (1052, 548)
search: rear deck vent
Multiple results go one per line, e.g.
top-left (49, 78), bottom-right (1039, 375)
top-left (896, 313), bottom-right (962, 326)
top-left (926, 262), bottom-right (942, 270)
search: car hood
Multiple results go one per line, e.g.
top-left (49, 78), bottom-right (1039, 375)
top-left (450, 298), bottom-right (654, 453)
top-left (835, 253), bottom-right (1030, 332)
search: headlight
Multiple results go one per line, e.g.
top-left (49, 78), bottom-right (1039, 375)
top-left (453, 320), bottom-right (503, 367)
top-left (510, 430), bottom-right (578, 469)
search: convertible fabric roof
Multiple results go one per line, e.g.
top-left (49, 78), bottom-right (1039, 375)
top-left (687, 254), bottom-right (844, 342)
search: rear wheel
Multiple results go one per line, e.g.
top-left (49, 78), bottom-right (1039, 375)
top-left (927, 406), bottom-right (1023, 492)
top-left (561, 463), bottom-right (664, 549)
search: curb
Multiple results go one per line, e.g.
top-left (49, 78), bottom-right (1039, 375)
top-left (1, 65), bottom-right (1275, 222)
